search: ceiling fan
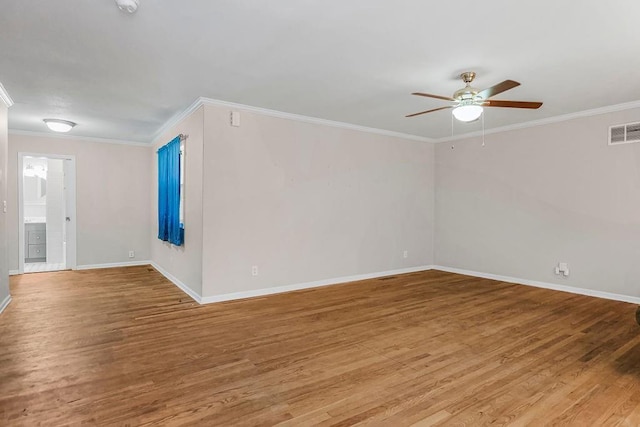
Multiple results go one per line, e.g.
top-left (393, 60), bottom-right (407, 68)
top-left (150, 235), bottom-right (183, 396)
top-left (407, 72), bottom-right (542, 122)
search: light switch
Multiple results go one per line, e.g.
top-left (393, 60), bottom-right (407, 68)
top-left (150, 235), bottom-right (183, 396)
top-left (2, 200), bottom-right (6, 213)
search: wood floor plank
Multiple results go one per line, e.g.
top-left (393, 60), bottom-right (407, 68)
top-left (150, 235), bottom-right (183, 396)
top-left (1, 266), bottom-right (639, 425)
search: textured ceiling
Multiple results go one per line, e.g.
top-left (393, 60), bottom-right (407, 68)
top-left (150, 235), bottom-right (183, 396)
top-left (1, 0), bottom-right (640, 143)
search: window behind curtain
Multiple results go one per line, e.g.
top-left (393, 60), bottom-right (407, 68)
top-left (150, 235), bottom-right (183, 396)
top-left (179, 142), bottom-right (185, 228)
top-left (157, 136), bottom-right (184, 246)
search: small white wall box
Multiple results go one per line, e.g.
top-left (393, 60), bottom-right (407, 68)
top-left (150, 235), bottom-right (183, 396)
top-left (230, 111), bottom-right (240, 127)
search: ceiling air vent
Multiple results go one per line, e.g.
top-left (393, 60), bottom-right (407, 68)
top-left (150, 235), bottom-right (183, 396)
top-left (609, 122), bottom-right (640, 145)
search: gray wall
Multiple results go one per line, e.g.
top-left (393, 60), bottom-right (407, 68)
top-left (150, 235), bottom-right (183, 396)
top-left (7, 100), bottom-right (637, 305)
top-left (435, 107), bottom-right (640, 297)
top-left (0, 102), bottom-right (9, 308)
top-left (201, 105), bottom-right (435, 297)
top-left (150, 106), bottom-right (204, 297)
top-left (8, 134), bottom-right (151, 269)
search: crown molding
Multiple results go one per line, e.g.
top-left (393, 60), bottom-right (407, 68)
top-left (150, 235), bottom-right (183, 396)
top-left (0, 81), bottom-right (14, 108)
top-left (9, 129), bottom-right (150, 147)
top-left (436, 99), bottom-right (640, 143)
top-left (198, 97), bottom-right (434, 143)
top-left (155, 96), bottom-right (640, 146)
top-left (152, 96), bottom-right (434, 145)
top-left (150, 97), bottom-right (204, 146)
top-left (10, 93), bottom-right (640, 146)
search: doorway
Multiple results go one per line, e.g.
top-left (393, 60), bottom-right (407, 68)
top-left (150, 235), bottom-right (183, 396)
top-left (18, 153), bottom-right (76, 274)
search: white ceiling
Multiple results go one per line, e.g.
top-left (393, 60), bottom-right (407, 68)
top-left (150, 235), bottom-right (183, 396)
top-left (2, 0), bottom-right (640, 143)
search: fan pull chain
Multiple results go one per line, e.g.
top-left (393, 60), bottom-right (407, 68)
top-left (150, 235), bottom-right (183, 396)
top-left (451, 111), bottom-right (454, 137)
top-left (450, 111), bottom-right (456, 149)
top-left (481, 112), bottom-right (485, 147)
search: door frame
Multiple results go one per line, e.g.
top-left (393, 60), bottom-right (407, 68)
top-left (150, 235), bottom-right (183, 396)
top-left (18, 152), bottom-right (77, 274)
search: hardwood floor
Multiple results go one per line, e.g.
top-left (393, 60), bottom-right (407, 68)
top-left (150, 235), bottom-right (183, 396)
top-left (1, 266), bottom-right (640, 426)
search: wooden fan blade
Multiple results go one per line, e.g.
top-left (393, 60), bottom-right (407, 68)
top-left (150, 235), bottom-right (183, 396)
top-left (412, 92), bottom-right (455, 101)
top-left (405, 106), bottom-right (452, 118)
top-left (477, 80), bottom-right (520, 100)
top-left (483, 100), bottom-right (543, 109)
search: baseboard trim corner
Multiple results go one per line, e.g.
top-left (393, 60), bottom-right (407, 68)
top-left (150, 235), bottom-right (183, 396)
top-left (432, 265), bottom-right (640, 305)
top-left (75, 260), bottom-right (153, 271)
top-left (149, 262), bottom-right (202, 304)
top-left (200, 265), bottom-right (434, 304)
top-left (9, 270), bottom-right (20, 276)
top-left (0, 294), bottom-right (12, 315)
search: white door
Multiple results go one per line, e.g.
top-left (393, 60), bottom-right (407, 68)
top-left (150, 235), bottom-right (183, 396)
top-left (63, 157), bottom-right (76, 270)
top-left (18, 153), bottom-right (76, 273)
top-left (45, 158), bottom-right (65, 266)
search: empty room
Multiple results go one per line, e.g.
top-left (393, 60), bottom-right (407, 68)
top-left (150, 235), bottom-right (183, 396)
top-left (2, 1), bottom-right (640, 425)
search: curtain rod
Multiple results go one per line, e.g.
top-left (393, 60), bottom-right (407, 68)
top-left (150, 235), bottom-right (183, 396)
top-left (157, 134), bottom-right (189, 153)
top-left (157, 133), bottom-right (189, 153)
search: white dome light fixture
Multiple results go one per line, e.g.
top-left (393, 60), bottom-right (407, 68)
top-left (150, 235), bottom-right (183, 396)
top-left (43, 119), bottom-right (76, 133)
top-left (115, 0), bottom-right (139, 14)
top-left (452, 104), bottom-right (483, 122)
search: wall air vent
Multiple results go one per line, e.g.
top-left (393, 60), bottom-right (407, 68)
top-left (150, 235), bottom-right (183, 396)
top-left (609, 121), bottom-right (640, 145)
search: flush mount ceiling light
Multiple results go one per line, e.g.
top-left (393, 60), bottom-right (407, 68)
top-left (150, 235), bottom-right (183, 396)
top-left (115, 0), bottom-right (139, 13)
top-left (452, 104), bottom-right (484, 122)
top-left (43, 119), bottom-right (76, 133)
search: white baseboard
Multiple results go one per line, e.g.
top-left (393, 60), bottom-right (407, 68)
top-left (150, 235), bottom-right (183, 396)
top-left (200, 265), bottom-right (434, 304)
top-left (0, 294), bottom-right (12, 315)
top-left (149, 262), bottom-right (202, 304)
top-left (75, 260), bottom-right (153, 271)
top-left (10, 263), bottom-right (150, 275)
top-left (432, 265), bottom-right (640, 305)
top-left (12, 258), bottom-right (633, 308)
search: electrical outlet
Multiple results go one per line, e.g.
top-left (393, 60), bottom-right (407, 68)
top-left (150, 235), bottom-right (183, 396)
top-left (129, 250), bottom-right (135, 258)
top-left (554, 262), bottom-right (569, 277)
top-left (251, 265), bottom-right (258, 276)
top-left (403, 250), bottom-right (408, 259)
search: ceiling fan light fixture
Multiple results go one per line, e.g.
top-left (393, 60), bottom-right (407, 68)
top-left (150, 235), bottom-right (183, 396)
top-left (43, 119), bottom-right (76, 133)
top-left (407, 71), bottom-right (541, 122)
top-left (452, 104), bottom-right (483, 122)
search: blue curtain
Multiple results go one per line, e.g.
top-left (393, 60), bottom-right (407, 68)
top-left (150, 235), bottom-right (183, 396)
top-left (158, 136), bottom-right (183, 245)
